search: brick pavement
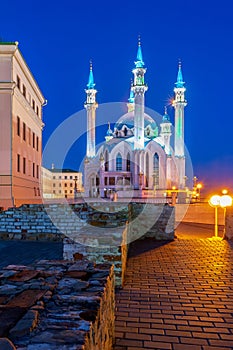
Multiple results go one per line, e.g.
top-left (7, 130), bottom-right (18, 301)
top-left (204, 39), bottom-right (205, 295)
top-left (115, 234), bottom-right (233, 350)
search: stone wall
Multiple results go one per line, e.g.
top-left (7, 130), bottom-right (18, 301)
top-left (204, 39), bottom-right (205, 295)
top-left (0, 258), bottom-right (115, 350)
top-left (128, 203), bottom-right (175, 242)
top-left (225, 207), bottom-right (233, 240)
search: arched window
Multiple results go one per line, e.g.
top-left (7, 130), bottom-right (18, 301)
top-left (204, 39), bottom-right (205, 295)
top-left (116, 153), bottom-right (122, 171)
top-left (126, 153), bottom-right (131, 171)
top-left (153, 153), bottom-right (159, 188)
top-left (105, 150), bottom-right (109, 171)
top-left (146, 153), bottom-right (149, 187)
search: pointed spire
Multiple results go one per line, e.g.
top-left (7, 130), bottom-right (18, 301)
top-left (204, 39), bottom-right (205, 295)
top-left (175, 60), bottom-right (185, 88)
top-left (87, 60), bottom-right (95, 89)
top-left (135, 35), bottom-right (144, 68)
top-left (162, 106), bottom-right (170, 122)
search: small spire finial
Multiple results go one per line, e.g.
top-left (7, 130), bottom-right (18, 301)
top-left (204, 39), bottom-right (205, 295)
top-left (90, 59), bottom-right (92, 70)
top-left (164, 106), bottom-right (167, 114)
top-left (138, 34), bottom-right (141, 46)
top-left (178, 58), bottom-right (181, 68)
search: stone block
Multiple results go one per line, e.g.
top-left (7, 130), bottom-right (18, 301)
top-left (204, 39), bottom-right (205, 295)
top-left (9, 310), bottom-right (39, 339)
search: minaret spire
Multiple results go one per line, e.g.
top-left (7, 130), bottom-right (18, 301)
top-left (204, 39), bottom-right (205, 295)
top-left (84, 61), bottom-right (98, 158)
top-left (87, 60), bottom-right (95, 89)
top-left (132, 37), bottom-right (148, 150)
top-left (172, 60), bottom-right (187, 188)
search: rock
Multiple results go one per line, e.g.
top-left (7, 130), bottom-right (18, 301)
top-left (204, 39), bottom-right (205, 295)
top-left (0, 338), bottom-right (16, 350)
top-left (9, 310), bottom-right (39, 339)
top-left (57, 278), bottom-right (89, 293)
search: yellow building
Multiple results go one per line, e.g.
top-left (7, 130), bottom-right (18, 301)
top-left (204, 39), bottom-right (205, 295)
top-left (42, 167), bottom-right (83, 199)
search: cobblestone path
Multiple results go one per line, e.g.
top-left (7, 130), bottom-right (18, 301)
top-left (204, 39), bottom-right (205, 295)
top-left (115, 236), bottom-right (233, 350)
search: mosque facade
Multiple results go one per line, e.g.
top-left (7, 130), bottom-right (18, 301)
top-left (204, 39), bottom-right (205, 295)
top-left (84, 41), bottom-right (187, 198)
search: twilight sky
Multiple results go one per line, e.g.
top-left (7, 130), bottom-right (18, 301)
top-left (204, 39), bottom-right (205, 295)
top-left (1, 0), bottom-right (233, 192)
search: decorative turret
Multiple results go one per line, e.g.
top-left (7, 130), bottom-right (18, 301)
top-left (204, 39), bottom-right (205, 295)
top-left (84, 61), bottom-right (98, 158)
top-left (172, 61), bottom-right (187, 188)
top-left (131, 37), bottom-right (148, 150)
top-left (105, 122), bottom-right (113, 142)
top-left (160, 106), bottom-right (172, 155)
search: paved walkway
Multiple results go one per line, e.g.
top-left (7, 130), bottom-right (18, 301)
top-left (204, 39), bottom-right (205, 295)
top-left (115, 224), bottom-right (233, 350)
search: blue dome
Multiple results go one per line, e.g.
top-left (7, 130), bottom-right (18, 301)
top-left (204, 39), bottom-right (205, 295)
top-left (114, 111), bottom-right (157, 131)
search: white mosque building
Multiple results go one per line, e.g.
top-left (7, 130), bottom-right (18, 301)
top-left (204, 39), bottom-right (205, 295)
top-left (84, 40), bottom-right (187, 198)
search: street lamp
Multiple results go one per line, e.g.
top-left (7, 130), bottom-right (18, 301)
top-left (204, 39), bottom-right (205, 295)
top-left (196, 183), bottom-right (202, 200)
top-left (74, 176), bottom-right (78, 200)
top-left (209, 194), bottom-right (233, 238)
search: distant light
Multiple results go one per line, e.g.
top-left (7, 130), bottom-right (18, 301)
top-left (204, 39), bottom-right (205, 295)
top-left (172, 186), bottom-right (176, 190)
top-left (209, 195), bottom-right (221, 207)
top-left (197, 183), bottom-right (202, 189)
top-left (222, 189), bottom-right (228, 195)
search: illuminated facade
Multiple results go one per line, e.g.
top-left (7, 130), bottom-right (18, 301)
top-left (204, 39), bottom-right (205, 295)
top-left (84, 41), bottom-right (187, 198)
top-left (42, 167), bottom-right (83, 199)
top-left (0, 42), bottom-right (45, 209)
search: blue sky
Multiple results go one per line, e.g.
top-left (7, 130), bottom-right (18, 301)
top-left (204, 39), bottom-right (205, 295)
top-left (1, 0), bottom-right (233, 191)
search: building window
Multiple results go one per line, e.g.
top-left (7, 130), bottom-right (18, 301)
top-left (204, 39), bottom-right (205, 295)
top-left (126, 153), bottom-right (131, 171)
top-left (36, 106), bottom-right (39, 116)
top-left (70, 190), bottom-right (72, 194)
top-left (53, 190), bottom-right (56, 194)
top-left (17, 116), bottom-right (20, 136)
top-left (17, 75), bottom-right (21, 90)
top-left (65, 190), bottom-right (67, 194)
top-left (23, 157), bottom-right (26, 174)
top-left (104, 177), bottom-right (108, 186)
top-left (37, 188), bottom-right (40, 196)
top-left (17, 154), bottom-right (20, 172)
top-left (64, 183), bottom-right (67, 187)
top-left (145, 153), bottom-right (149, 187)
top-left (109, 177), bottom-right (115, 185)
top-left (23, 84), bottom-right (26, 98)
top-left (105, 151), bottom-right (109, 171)
top-left (34, 187), bottom-right (37, 196)
top-left (116, 153), bottom-right (122, 171)
top-left (36, 165), bottom-right (39, 179)
top-left (28, 128), bottom-right (31, 145)
top-left (59, 176), bottom-right (62, 179)
top-left (70, 176), bottom-right (73, 179)
top-left (153, 153), bottom-right (159, 188)
top-left (23, 122), bottom-right (26, 141)
top-left (70, 183), bottom-right (73, 187)
top-left (53, 183), bottom-right (56, 187)
top-left (53, 176), bottom-right (56, 179)
top-left (32, 99), bottom-right (35, 110)
top-left (32, 132), bottom-right (35, 148)
top-left (64, 176), bottom-right (67, 179)
top-left (33, 163), bottom-right (35, 177)
top-left (59, 190), bottom-right (61, 194)
top-left (36, 136), bottom-right (39, 151)
top-left (59, 183), bottom-right (61, 187)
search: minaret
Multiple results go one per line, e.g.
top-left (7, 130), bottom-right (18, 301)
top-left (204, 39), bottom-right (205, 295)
top-left (84, 61), bottom-right (98, 158)
top-left (172, 61), bottom-right (187, 188)
top-left (160, 106), bottom-right (172, 155)
top-left (132, 37), bottom-right (148, 150)
top-left (127, 82), bottom-right (135, 112)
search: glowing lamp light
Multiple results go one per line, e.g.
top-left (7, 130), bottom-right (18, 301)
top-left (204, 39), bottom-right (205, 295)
top-left (222, 189), bottom-right (228, 195)
top-left (220, 195), bottom-right (233, 208)
top-left (197, 183), bottom-right (202, 189)
top-left (209, 195), bottom-right (221, 207)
